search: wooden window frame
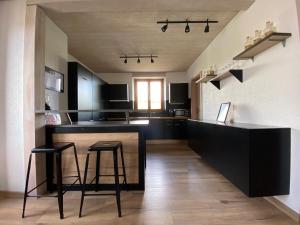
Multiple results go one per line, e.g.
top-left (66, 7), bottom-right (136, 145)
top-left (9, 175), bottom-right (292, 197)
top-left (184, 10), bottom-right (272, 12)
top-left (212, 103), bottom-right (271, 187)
top-left (134, 79), bottom-right (164, 112)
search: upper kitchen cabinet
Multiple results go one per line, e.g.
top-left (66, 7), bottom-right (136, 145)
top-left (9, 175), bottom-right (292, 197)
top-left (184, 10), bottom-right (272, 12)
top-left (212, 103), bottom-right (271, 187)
top-left (68, 62), bottom-right (107, 121)
top-left (104, 84), bottom-right (129, 102)
top-left (169, 83), bottom-right (189, 105)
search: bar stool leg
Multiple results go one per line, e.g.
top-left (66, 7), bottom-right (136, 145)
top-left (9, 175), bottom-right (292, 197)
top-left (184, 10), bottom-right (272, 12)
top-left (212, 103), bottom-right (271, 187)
top-left (55, 152), bottom-right (64, 219)
top-left (22, 153), bottom-right (32, 218)
top-left (73, 145), bottom-right (82, 185)
top-left (79, 153), bottom-right (90, 218)
top-left (113, 150), bottom-right (121, 217)
top-left (119, 144), bottom-right (128, 188)
top-left (95, 151), bottom-right (101, 191)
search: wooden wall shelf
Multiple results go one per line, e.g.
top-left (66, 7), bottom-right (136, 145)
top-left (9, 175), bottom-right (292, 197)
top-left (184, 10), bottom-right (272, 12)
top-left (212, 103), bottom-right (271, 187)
top-left (209, 69), bottom-right (243, 90)
top-left (233, 32), bottom-right (292, 61)
top-left (196, 75), bottom-right (217, 83)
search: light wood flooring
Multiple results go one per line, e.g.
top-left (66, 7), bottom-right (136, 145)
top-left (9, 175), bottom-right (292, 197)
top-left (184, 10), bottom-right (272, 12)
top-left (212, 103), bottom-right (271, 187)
top-left (0, 143), bottom-right (297, 225)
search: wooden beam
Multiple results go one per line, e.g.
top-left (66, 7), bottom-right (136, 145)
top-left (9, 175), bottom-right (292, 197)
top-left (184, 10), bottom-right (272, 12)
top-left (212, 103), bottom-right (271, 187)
top-left (23, 5), bottom-right (47, 194)
top-left (296, 0), bottom-right (300, 40)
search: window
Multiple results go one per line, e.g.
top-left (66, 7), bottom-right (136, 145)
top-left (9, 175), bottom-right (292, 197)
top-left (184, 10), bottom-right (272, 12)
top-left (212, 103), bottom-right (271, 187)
top-left (134, 79), bottom-right (164, 111)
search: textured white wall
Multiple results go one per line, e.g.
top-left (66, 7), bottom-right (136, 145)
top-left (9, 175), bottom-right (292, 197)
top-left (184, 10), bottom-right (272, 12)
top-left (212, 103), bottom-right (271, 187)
top-left (187, 0), bottom-right (300, 213)
top-left (0, 0), bottom-right (26, 191)
top-left (45, 16), bottom-right (68, 110)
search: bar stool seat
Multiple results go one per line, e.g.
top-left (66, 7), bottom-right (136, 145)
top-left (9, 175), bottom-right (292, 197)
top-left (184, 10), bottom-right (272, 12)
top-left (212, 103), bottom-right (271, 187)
top-left (31, 142), bottom-right (75, 153)
top-left (79, 141), bottom-right (127, 218)
top-left (88, 141), bottom-right (121, 151)
top-left (22, 142), bottom-right (82, 219)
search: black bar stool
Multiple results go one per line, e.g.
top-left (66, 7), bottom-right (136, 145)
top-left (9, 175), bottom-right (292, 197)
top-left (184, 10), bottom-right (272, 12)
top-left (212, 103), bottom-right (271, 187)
top-left (22, 142), bottom-right (82, 219)
top-left (79, 141), bottom-right (127, 218)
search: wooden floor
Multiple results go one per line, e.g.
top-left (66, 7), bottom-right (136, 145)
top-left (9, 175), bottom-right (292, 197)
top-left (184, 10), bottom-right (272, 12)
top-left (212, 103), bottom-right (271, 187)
top-left (0, 143), bottom-right (297, 225)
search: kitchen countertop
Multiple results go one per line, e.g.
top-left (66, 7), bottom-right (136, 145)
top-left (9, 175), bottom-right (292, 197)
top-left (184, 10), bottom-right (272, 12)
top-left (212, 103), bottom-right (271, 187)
top-left (131, 116), bottom-right (189, 120)
top-left (46, 120), bottom-right (149, 128)
top-left (188, 119), bottom-right (289, 130)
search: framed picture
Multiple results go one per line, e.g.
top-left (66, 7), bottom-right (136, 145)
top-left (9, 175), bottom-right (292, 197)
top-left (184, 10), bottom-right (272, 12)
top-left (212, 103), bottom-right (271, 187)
top-left (45, 66), bottom-right (64, 93)
top-left (216, 102), bottom-right (231, 123)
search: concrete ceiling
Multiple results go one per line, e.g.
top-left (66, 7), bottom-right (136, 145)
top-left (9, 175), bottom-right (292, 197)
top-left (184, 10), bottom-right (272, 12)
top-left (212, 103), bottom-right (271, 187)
top-left (29, 0), bottom-right (255, 73)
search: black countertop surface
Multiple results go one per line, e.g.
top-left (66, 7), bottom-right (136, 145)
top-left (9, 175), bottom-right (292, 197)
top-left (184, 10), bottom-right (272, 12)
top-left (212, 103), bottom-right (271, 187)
top-left (46, 120), bottom-right (149, 128)
top-left (188, 119), bottom-right (289, 130)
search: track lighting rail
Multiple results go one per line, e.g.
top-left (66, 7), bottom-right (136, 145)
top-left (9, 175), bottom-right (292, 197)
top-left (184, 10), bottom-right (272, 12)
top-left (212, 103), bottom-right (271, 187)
top-left (157, 20), bottom-right (218, 24)
top-left (157, 19), bottom-right (218, 33)
top-left (120, 55), bottom-right (158, 59)
top-left (120, 55), bottom-right (158, 64)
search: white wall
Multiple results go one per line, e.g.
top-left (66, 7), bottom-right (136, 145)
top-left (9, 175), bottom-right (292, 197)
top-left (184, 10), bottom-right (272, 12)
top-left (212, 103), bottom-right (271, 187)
top-left (187, 0), bottom-right (300, 213)
top-left (45, 16), bottom-right (68, 110)
top-left (0, 0), bottom-right (26, 191)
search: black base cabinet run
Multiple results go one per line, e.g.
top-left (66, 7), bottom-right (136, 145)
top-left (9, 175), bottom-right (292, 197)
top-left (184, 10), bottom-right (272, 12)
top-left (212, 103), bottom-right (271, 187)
top-left (187, 120), bottom-right (291, 197)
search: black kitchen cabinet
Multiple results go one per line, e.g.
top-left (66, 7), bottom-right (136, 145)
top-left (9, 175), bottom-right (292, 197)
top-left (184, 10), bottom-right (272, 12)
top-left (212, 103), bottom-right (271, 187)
top-left (187, 119), bottom-right (291, 197)
top-left (77, 66), bottom-right (93, 121)
top-left (104, 84), bottom-right (129, 102)
top-left (169, 83), bottom-right (188, 104)
top-left (172, 119), bottom-right (187, 139)
top-left (147, 119), bottom-right (187, 139)
top-left (92, 75), bottom-right (106, 121)
top-left (68, 62), bottom-right (107, 121)
top-left (148, 119), bottom-right (165, 139)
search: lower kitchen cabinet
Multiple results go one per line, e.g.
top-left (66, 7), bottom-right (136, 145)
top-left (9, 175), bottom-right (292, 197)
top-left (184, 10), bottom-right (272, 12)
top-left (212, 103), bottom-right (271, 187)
top-left (147, 119), bottom-right (187, 139)
top-left (187, 119), bottom-right (291, 197)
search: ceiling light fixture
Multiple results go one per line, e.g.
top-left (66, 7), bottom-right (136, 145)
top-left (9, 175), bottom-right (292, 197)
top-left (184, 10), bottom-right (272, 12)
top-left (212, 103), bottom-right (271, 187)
top-left (204, 19), bottom-right (210, 33)
top-left (185, 20), bottom-right (190, 33)
top-left (120, 55), bottom-right (158, 64)
top-left (157, 18), bottom-right (218, 33)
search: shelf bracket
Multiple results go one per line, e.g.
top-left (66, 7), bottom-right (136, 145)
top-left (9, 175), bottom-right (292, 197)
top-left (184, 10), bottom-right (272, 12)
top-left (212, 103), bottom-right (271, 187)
top-left (229, 69), bottom-right (243, 83)
top-left (282, 39), bottom-right (287, 47)
top-left (210, 81), bottom-right (220, 90)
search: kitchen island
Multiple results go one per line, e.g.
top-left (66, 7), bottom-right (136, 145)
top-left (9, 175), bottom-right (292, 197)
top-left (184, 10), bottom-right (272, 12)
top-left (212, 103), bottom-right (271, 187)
top-left (45, 120), bottom-right (149, 191)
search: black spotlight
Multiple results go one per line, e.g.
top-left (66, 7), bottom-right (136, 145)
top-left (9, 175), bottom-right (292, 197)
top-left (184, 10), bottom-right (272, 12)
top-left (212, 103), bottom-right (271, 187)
top-left (204, 19), bottom-right (209, 33)
top-left (161, 20), bottom-right (168, 32)
top-left (185, 21), bottom-right (190, 33)
top-left (151, 55), bottom-right (154, 63)
top-left (124, 57), bottom-right (127, 64)
top-left (137, 57), bottom-right (141, 63)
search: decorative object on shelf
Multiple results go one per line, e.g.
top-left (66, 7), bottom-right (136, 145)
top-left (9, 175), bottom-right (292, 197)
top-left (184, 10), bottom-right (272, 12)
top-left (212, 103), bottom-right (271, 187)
top-left (120, 55), bottom-right (158, 64)
top-left (196, 71), bottom-right (217, 83)
top-left (196, 65), bottom-right (218, 83)
top-left (157, 19), bottom-right (218, 33)
top-left (244, 36), bottom-right (254, 49)
top-left (253, 30), bottom-right (263, 44)
top-left (263, 21), bottom-right (277, 36)
top-left (45, 66), bottom-right (64, 93)
top-left (234, 32), bottom-right (292, 61)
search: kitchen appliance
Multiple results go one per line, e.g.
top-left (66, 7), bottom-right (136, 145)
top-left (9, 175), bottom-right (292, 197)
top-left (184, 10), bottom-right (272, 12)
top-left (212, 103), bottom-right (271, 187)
top-left (174, 109), bottom-right (186, 117)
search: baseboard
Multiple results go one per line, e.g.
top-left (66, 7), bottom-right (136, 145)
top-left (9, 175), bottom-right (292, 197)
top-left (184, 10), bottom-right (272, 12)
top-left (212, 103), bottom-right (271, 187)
top-left (147, 139), bottom-right (188, 145)
top-left (265, 197), bottom-right (300, 223)
top-left (0, 191), bottom-right (23, 198)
